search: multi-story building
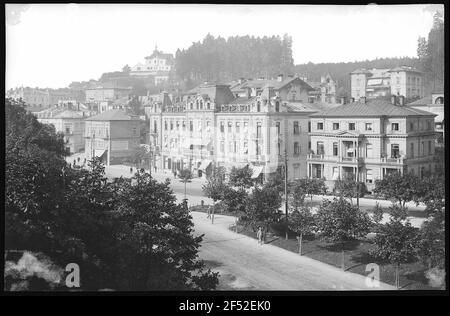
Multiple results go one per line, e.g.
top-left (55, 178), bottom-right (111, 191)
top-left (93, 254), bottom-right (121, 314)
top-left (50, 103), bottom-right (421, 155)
top-left (306, 74), bottom-right (338, 104)
top-left (407, 84), bottom-right (445, 146)
top-left (307, 96), bottom-right (436, 192)
top-left (37, 109), bottom-right (88, 154)
top-left (84, 109), bottom-right (141, 166)
top-left (351, 66), bottom-right (424, 100)
top-left (230, 74), bottom-right (314, 102)
top-left (7, 87), bottom-right (85, 108)
top-left (130, 46), bottom-right (174, 85)
top-left (84, 84), bottom-right (132, 114)
top-left (146, 80), bottom-right (317, 180)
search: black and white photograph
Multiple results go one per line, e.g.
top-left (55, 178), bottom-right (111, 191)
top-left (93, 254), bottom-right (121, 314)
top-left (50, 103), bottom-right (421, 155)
top-left (3, 2), bottom-right (447, 298)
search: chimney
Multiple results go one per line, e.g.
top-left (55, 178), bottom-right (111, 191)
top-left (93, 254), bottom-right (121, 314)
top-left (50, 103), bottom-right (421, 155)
top-left (340, 97), bottom-right (347, 105)
top-left (391, 95), bottom-right (397, 105)
top-left (360, 96), bottom-right (366, 103)
top-left (398, 95), bottom-right (405, 106)
top-left (277, 74), bottom-right (284, 82)
top-left (246, 87), bottom-right (252, 99)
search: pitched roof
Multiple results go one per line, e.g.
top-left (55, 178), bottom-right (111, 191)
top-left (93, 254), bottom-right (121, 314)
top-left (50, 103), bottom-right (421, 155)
top-left (388, 66), bottom-right (422, 74)
top-left (407, 95), bottom-right (433, 106)
top-left (85, 109), bottom-right (140, 121)
top-left (52, 110), bottom-right (85, 119)
top-left (310, 99), bottom-right (437, 118)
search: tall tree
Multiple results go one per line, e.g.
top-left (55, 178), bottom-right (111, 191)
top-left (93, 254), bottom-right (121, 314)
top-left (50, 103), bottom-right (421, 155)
top-left (373, 172), bottom-right (420, 207)
top-left (371, 212), bottom-right (419, 289)
top-left (288, 207), bottom-right (316, 255)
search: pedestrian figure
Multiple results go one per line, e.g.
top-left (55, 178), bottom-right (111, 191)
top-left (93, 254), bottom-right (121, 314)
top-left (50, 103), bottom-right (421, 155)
top-left (77, 157), bottom-right (80, 162)
top-left (73, 159), bottom-right (76, 166)
top-left (130, 167), bottom-right (133, 174)
top-left (207, 206), bottom-right (211, 219)
top-left (84, 158), bottom-right (86, 163)
top-left (154, 166), bottom-right (157, 173)
top-left (257, 227), bottom-right (263, 245)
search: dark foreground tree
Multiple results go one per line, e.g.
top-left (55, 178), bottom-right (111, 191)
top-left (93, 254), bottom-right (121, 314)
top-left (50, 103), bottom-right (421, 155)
top-left (109, 170), bottom-right (218, 290)
top-left (5, 98), bottom-right (218, 290)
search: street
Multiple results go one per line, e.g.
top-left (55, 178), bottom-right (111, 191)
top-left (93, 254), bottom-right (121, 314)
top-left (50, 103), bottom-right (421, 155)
top-left (191, 211), bottom-right (394, 290)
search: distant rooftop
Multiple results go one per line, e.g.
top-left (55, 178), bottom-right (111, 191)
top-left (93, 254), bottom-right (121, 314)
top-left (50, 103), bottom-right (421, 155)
top-left (85, 109), bottom-right (140, 121)
top-left (311, 99), bottom-right (436, 118)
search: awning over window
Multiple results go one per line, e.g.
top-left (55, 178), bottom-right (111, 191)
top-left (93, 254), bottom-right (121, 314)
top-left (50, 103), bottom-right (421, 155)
top-left (199, 159), bottom-right (212, 170)
top-left (250, 165), bottom-right (264, 179)
top-left (94, 149), bottom-right (106, 158)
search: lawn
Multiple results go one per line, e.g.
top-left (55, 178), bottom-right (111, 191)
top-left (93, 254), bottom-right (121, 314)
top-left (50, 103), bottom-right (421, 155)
top-left (189, 204), bottom-right (439, 290)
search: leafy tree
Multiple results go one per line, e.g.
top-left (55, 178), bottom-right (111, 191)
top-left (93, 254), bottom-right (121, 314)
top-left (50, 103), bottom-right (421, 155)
top-left (373, 172), bottom-right (420, 207)
top-left (288, 207), bottom-right (316, 255)
top-left (109, 170), bottom-right (218, 290)
top-left (293, 178), bottom-right (327, 204)
top-left (243, 186), bottom-right (282, 240)
top-left (228, 165), bottom-right (255, 189)
top-left (264, 169), bottom-right (285, 193)
top-left (202, 166), bottom-right (227, 203)
top-left (315, 198), bottom-right (371, 270)
top-left (371, 216), bottom-right (419, 289)
top-left (334, 178), bottom-right (367, 203)
top-left (416, 175), bottom-right (445, 215)
top-left (5, 98), bottom-right (219, 290)
top-left (370, 202), bottom-right (385, 232)
top-left (416, 212), bottom-right (445, 270)
top-left (178, 168), bottom-right (193, 199)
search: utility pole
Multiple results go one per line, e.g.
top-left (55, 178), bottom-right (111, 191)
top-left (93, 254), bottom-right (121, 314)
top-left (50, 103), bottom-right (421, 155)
top-left (148, 134), bottom-right (152, 177)
top-left (284, 148), bottom-right (289, 240)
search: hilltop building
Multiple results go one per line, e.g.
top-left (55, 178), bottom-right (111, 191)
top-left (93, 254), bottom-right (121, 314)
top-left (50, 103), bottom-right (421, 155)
top-left (130, 46), bottom-right (174, 85)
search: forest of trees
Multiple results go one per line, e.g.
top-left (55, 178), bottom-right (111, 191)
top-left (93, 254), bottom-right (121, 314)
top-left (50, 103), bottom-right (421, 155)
top-left (417, 11), bottom-right (445, 93)
top-left (79, 11), bottom-right (444, 98)
top-left (175, 34), bottom-right (295, 88)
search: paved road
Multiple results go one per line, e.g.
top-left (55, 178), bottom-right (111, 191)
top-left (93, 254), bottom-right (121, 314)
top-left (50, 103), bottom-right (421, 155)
top-left (191, 211), bottom-right (394, 291)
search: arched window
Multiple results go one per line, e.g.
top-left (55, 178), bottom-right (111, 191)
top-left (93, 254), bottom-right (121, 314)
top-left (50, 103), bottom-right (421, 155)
top-left (200, 100), bottom-right (204, 109)
top-left (435, 97), bottom-right (444, 104)
top-left (257, 101), bottom-right (261, 112)
top-left (275, 101), bottom-right (280, 112)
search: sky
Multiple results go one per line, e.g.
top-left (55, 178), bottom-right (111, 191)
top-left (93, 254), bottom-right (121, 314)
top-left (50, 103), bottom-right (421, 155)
top-left (5, 3), bottom-right (444, 89)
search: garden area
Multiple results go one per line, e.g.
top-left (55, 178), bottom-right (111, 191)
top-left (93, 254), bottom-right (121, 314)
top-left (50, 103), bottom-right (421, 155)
top-left (196, 165), bottom-right (446, 290)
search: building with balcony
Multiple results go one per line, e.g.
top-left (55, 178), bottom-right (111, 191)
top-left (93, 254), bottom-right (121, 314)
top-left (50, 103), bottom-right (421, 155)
top-left (84, 109), bottom-right (141, 166)
top-left (407, 85), bottom-right (444, 146)
top-left (351, 66), bottom-right (424, 100)
top-left (146, 82), bottom-right (318, 180)
top-left (307, 96), bottom-right (437, 192)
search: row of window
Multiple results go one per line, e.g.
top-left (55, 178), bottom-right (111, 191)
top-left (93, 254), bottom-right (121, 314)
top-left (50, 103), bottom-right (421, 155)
top-left (315, 140), bottom-right (433, 158)
top-left (315, 121), bottom-right (432, 132)
top-left (316, 122), bottom-right (372, 131)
